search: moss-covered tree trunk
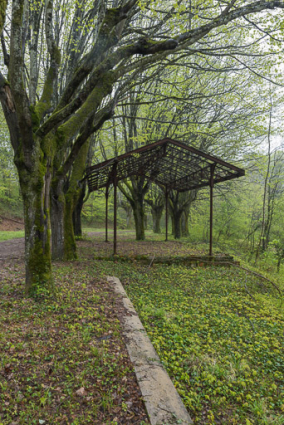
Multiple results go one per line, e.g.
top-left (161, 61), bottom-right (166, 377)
top-left (17, 148), bottom-right (53, 296)
top-left (64, 193), bottom-right (77, 260)
top-left (63, 141), bottom-right (90, 259)
top-left (119, 176), bottom-right (150, 241)
top-left (169, 192), bottom-right (182, 239)
top-left (152, 205), bottom-right (164, 233)
top-left (125, 204), bottom-right (132, 229)
top-left (169, 191), bottom-right (197, 239)
top-left (173, 210), bottom-right (182, 239)
top-left (181, 209), bottom-right (189, 237)
top-left (51, 180), bottom-right (65, 260)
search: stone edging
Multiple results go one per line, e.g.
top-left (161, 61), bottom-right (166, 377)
top-left (107, 276), bottom-right (193, 425)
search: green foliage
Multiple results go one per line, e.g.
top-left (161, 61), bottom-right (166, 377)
top-left (0, 231), bottom-right (24, 241)
top-left (0, 111), bottom-right (22, 217)
top-left (109, 263), bottom-right (284, 425)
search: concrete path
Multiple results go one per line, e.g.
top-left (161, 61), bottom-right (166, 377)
top-left (107, 276), bottom-right (193, 425)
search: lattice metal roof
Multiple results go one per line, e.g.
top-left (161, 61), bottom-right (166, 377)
top-left (85, 138), bottom-right (245, 192)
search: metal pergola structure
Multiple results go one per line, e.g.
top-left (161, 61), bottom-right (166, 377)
top-left (84, 138), bottom-right (245, 256)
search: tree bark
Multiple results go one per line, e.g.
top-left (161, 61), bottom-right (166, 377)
top-left (152, 206), bottom-right (163, 233)
top-left (18, 152), bottom-right (53, 296)
top-left (173, 210), bottom-right (182, 239)
top-left (181, 209), bottom-right (189, 237)
top-left (51, 179), bottom-right (65, 260)
top-left (73, 183), bottom-right (85, 237)
top-left (119, 176), bottom-right (150, 241)
top-left (169, 191), bottom-right (197, 239)
top-left (63, 139), bottom-right (90, 259)
top-left (146, 192), bottom-right (164, 234)
top-left (133, 198), bottom-right (145, 240)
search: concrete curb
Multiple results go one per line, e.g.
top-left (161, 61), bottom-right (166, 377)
top-left (107, 276), bottom-right (193, 425)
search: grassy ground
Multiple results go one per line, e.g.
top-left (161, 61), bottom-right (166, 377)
top-left (0, 231), bottom-right (24, 242)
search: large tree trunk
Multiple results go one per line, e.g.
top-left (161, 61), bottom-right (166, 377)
top-left (51, 138), bottom-right (89, 260)
top-left (63, 139), bottom-right (90, 259)
top-left (18, 156), bottom-right (53, 296)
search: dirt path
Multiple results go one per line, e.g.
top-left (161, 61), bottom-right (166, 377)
top-left (0, 237), bottom-right (24, 260)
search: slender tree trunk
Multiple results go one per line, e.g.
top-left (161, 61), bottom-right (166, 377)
top-left (133, 200), bottom-right (145, 240)
top-left (181, 209), bottom-right (189, 237)
top-left (51, 180), bottom-right (65, 260)
top-left (144, 213), bottom-right (148, 230)
top-left (64, 193), bottom-right (77, 260)
top-left (125, 205), bottom-right (132, 229)
top-left (0, 0), bottom-right (7, 34)
top-left (173, 211), bottom-right (182, 239)
top-left (256, 109), bottom-right (272, 261)
top-left (171, 214), bottom-right (175, 236)
top-left (73, 184), bottom-right (85, 237)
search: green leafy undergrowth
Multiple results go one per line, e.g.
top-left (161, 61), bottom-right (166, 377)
top-left (0, 261), bottom-right (149, 425)
top-left (104, 263), bottom-right (284, 425)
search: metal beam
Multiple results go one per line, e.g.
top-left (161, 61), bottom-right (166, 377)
top-left (209, 164), bottom-right (216, 256)
top-left (113, 165), bottom-right (117, 256)
top-left (105, 186), bottom-right (109, 242)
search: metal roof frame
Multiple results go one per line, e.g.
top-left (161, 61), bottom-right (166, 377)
top-left (84, 138), bottom-right (245, 256)
top-left (85, 138), bottom-right (245, 193)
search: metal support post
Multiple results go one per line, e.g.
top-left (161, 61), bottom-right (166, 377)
top-left (113, 178), bottom-right (117, 256)
top-left (165, 188), bottom-right (168, 241)
top-left (105, 187), bottom-right (109, 242)
top-left (209, 164), bottom-right (216, 256)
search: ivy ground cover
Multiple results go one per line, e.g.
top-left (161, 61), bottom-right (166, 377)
top-left (113, 263), bottom-right (284, 425)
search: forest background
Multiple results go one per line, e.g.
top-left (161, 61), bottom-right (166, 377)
top-left (2, 2), bottom-right (284, 423)
top-left (1, 0), bottom-right (284, 293)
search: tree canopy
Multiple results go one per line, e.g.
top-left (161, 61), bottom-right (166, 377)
top-left (1, 0), bottom-right (284, 295)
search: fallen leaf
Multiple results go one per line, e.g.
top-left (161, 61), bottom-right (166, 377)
top-left (4, 364), bottom-right (11, 374)
top-left (76, 387), bottom-right (87, 396)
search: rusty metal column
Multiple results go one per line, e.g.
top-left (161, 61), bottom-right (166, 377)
top-left (209, 164), bottom-right (216, 256)
top-left (113, 177), bottom-right (117, 256)
top-left (105, 186), bottom-right (109, 242)
top-left (165, 188), bottom-right (168, 241)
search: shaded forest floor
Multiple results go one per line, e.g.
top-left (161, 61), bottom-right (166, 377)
top-left (0, 234), bottom-right (150, 425)
top-left (1, 229), bottom-right (284, 425)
